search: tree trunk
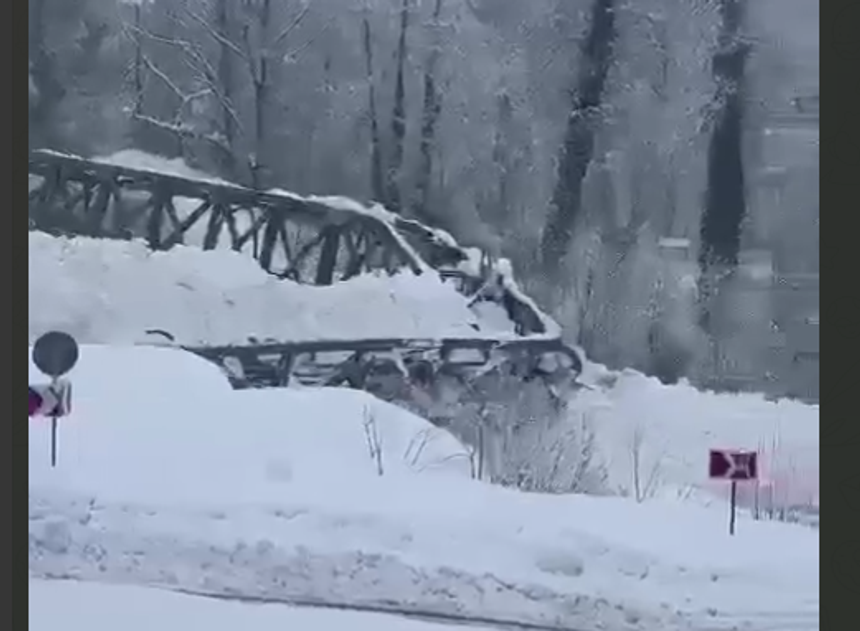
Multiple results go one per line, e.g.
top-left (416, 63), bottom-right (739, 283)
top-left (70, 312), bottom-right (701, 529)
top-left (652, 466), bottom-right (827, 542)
top-left (388, 0), bottom-right (410, 212)
top-left (540, 0), bottom-right (617, 277)
top-left (697, 0), bottom-right (749, 342)
top-left (215, 0), bottom-right (237, 179)
top-left (412, 0), bottom-right (444, 224)
top-left (700, 0), bottom-right (749, 273)
top-left (492, 93), bottom-right (515, 227)
top-left (362, 16), bottom-right (385, 204)
top-left (541, 0), bottom-right (617, 276)
top-left (250, 0), bottom-right (272, 189)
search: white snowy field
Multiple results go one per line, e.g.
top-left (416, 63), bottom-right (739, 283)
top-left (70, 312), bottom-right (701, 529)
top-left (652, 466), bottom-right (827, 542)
top-left (29, 231), bottom-right (515, 346)
top-left (29, 346), bottom-right (819, 631)
top-left (574, 364), bottom-right (819, 508)
top-left (29, 579), bottom-right (490, 631)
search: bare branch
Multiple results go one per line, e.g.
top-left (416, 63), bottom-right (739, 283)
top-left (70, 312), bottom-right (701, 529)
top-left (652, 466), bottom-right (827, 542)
top-left (124, 21), bottom-right (196, 53)
top-left (270, 4), bottom-right (311, 49)
top-left (184, 5), bottom-right (249, 63)
top-left (126, 21), bottom-right (222, 84)
top-left (185, 87), bottom-right (214, 103)
top-left (281, 22), bottom-right (329, 64)
top-left (177, 53), bottom-right (244, 135)
top-left (141, 53), bottom-right (185, 102)
top-left (241, 23), bottom-right (261, 85)
top-left (132, 112), bottom-right (229, 151)
top-left (123, 18), bottom-right (244, 137)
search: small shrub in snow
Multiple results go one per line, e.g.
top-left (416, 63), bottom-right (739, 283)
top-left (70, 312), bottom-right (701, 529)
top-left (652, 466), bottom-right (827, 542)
top-left (496, 411), bottom-right (608, 496)
top-left (626, 424), bottom-right (666, 503)
top-left (439, 372), bottom-right (609, 495)
top-left (362, 406), bottom-right (384, 477)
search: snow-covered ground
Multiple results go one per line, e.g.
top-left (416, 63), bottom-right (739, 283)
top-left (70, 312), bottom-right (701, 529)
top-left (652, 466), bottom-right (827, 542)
top-left (28, 345), bottom-right (471, 505)
top-left (574, 365), bottom-right (819, 509)
top-left (29, 166), bottom-right (818, 628)
top-left (30, 579), bottom-right (490, 631)
top-left (29, 345), bottom-right (819, 631)
top-left (28, 224), bottom-right (818, 510)
top-left (29, 231), bottom-right (515, 346)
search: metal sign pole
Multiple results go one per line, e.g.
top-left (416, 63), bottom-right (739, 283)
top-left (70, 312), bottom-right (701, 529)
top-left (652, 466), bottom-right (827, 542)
top-left (729, 480), bottom-right (738, 536)
top-left (50, 378), bottom-right (59, 467)
top-left (710, 449), bottom-right (758, 538)
top-left (51, 377), bottom-right (63, 467)
top-left (50, 415), bottom-right (58, 467)
top-left (31, 332), bottom-right (80, 468)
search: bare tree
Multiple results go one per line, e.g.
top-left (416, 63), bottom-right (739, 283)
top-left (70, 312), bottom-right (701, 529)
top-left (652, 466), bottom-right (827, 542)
top-left (123, 2), bottom-right (237, 161)
top-left (123, 0), bottom-right (314, 187)
top-left (189, 0), bottom-right (312, 187)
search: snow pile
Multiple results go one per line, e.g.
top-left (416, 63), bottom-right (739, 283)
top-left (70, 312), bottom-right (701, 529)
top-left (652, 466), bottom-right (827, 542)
top-left (28, 345), bottom-right (471, 504)
top-left (29, 232), bottom-right (515, 346)
top-left (29, 346), bottom-right (819, 631)
top-left (573, 366), bottom-right (820, 507)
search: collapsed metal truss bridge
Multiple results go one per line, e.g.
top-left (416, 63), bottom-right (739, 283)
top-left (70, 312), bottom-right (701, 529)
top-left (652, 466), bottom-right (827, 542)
top-left (28, 149), bottom-right (581, 415)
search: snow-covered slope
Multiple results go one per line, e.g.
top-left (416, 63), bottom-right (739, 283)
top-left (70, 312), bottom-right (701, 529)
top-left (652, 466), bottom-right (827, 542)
top-left (29, 346), bottom-right (819, 631)
top-left (29, 231), bottom-right (516, 346)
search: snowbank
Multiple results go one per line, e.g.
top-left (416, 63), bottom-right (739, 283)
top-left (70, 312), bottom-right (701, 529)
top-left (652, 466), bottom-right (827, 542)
top-left (574, 367), bottom-right (820, 507)
top-left (28, 345), bottom-right (471, 505)
top-left (29, 232), bottom-right (515, 346)
top-left (29, 580), bottom-right (482, 631)
top-left (29, 346), bottom-right (819, 631)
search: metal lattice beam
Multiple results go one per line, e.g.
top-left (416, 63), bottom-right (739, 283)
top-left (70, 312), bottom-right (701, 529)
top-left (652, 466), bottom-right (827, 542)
top-left (28, 150), bottom-right (422, 283)
top-left (29, 149), bottom-right (559, 338)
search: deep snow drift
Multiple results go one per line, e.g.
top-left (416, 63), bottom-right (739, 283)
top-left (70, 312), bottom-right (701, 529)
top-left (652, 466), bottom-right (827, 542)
top-left (29, 345), bottom-right (819, 631)
top-left (29, 231), bottom-right (515, 346)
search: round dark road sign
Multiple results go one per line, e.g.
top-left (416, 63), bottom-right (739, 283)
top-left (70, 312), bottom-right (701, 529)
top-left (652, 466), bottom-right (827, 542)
top-left (32, 331), bottom-right (80, 377)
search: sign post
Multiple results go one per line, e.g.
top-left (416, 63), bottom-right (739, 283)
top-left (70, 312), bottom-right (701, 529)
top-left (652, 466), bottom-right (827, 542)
top-left (30, 332), bottom-right (79, 467)
top-left (729, 478), bottom-right (738, 536)
top-left (50, 387), bottom-right (58, 467)
top-left (709, 449), bottom-right (758, 536)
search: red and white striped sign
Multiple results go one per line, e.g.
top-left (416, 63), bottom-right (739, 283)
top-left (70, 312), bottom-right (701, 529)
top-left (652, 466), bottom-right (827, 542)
top-left (28, 381), bottom-right (72, 417)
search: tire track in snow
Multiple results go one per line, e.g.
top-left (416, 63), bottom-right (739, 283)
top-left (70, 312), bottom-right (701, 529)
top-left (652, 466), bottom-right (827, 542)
top-left (30, 491), bottom-right (681, 631)
top-left (168, 586), bottom-right (583, 631)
